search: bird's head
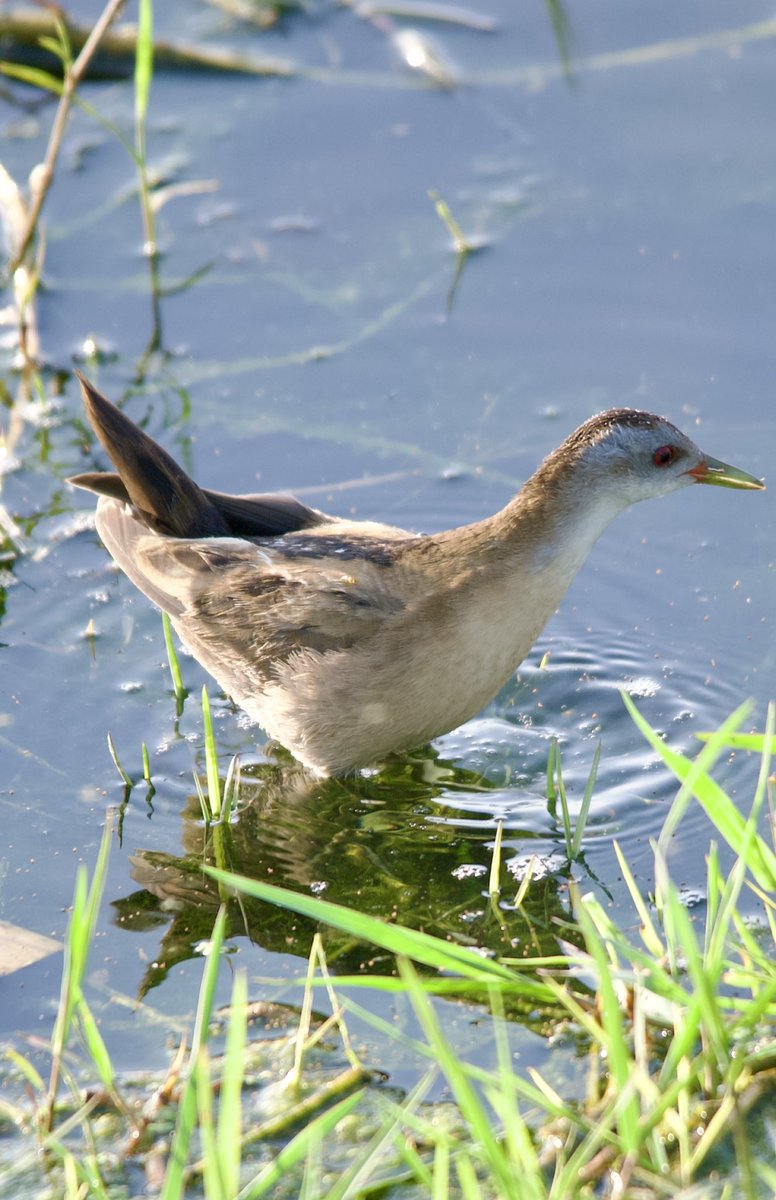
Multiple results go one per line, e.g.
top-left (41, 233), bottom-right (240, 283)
top-left (557, 409), bottom-right (763, 507)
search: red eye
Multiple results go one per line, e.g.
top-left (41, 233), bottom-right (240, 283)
top-left (653, 445), bottom-right (676, 467)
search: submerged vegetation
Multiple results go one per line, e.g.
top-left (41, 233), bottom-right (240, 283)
top-left (0, 3), bottom-right (774, 1198)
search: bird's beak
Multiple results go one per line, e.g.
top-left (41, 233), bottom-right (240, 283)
top-left (686, 455), bottom-right (765, 490)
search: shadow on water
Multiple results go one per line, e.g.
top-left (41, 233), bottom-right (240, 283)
top-left (114, 750), bottom-right (583, 1013)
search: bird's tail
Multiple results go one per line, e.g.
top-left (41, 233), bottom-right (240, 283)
top-left (68, 373), bottom-right (230, 538)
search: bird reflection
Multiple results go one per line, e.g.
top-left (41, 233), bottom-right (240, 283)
top-left (113, 749), bottom-right (581, 1015)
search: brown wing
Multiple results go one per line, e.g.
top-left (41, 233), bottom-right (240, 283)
top-left (95, 500), bottom-right (408, 664)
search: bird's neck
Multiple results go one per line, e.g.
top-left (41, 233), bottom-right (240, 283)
top-left (491, 461), bottom-right (627, 581)
top-left (420, 453), bottom-right (634, 641)
top-left (428, 460), bottom-right (624, 651)
top-left (407, 469), bottom-right (625, 693)
top-left (392, 461), bottom-right (635, 698)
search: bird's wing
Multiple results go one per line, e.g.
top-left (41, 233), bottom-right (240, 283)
top-left (95, 499), bottom-right (410, 659)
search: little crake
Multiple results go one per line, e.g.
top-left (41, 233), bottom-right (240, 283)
top-left (70, 375), bottom-right (763, 776)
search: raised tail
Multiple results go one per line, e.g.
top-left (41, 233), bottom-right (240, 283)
top-left (69, 373), bottom-right (230, 538)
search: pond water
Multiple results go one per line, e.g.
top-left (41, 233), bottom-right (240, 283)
top-left (1, 0), bottom-right (774, 1102)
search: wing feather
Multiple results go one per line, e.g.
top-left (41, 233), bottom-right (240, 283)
top-left (95, 498), bottom-right (408, 666)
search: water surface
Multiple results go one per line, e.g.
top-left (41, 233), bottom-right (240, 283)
top-left (1, 0), bottom-right (773, 1095)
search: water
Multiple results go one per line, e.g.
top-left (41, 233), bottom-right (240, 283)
top-left (1, 0), bottom-right (773, 1092)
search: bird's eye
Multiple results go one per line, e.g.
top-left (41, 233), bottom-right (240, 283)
top-left (653, 445), bottom-right (676, 467)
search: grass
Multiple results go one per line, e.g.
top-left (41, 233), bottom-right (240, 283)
top-left (546, 735), bottom-right (600, 862)
top-left (0, 698), bottom-right (773, 1198)
top-left (428, 191), bottom-right (491, 310)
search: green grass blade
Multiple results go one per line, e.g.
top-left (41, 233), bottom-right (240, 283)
top-left (696, 732), bottom-right (776, 752)
top-left (571, 740), bottom-right (600, 858)
top-left (455, 1152), bottom-right (484, 1199)
top-left (201, 686), bottom-right (222, 819)
top-left (488, 819), bottom-right (503, 897)
top-left (162, 612), bottom-right (186, 706)
top-left (661, 885), bottom-right (729, 1071)
top-left (554, 744), bottom-right (573, 857)
top-left (217, 969), bottom-right (247, 1197)
top-left (161, 906), bottom-right (228, 1199)
top-left (141, 741), bottom-right (152, 783)
top-left (190, 905), bottom-right (227, 1062)
top-left (49, 867), bottom-right (87, 1065)
top-left (429, 190), bottom-right (468, 253)
top-left (704, 841), bottom-right (721, 958)
top-left (195, 1049), bottom-right (222, 1200)
top-left (397, 959), bottom-right (521, 1199)
top-left (45, 819), bottom-right (112, 1130)
top-left (4, 1048), bottom-right (44, 1093)
top-left (624, 694), bottom-right (776, 889)
top-left (204, 870), bottom-right (544, 991)
top-left (107, 732), bottom-right (133, 787)
top-left (75, 997), bottom-right (114, 1094)
top-left (545, 737), bottom-right (557, 802)
top-left (134, 0), bottom-right (154, 129)
top-left (573, 891), bottom-right (640, 1152)
top-left (54, 818), bottom-right (112, 1039)
top-left (160, 1072), bottom-right (198, 1200)
top-left (38, 35), bottom-right (70, 65)
top-left (193, 771), bottom-right (210, 824)
top-left (0, 63), bottom-right (64, 94)
top-left (222, 755), bottom-right (240, 823)
top-left (238, 1091), bottom-right (365, 1200)
top-left (432, 1138), bottom-right (449, 1199)
top-left (612, 840), bottom-right (663, 957)
top-left (322, 1073), bottom-right (435, 1200)
top-left (486, 986), bottom-right (544, 1187)
top-left (290, 940), bottom-right (317, 1091)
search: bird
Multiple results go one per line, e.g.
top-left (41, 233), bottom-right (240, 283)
top-left (68, 374), bottom-right (763, 777)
